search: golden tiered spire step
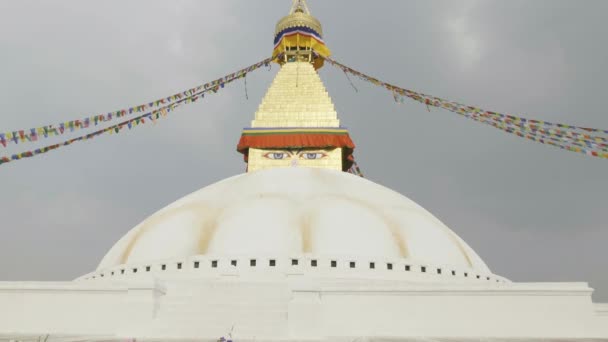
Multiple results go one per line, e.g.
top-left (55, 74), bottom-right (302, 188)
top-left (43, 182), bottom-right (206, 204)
top-left (252, 62), bottom-right (340, 128)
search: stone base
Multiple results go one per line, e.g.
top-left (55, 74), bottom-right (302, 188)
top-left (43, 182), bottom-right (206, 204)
top-left (1, 277), bottom-right (607, 340)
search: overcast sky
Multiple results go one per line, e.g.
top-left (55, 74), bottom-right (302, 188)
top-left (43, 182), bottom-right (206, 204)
top-left (0, 0), bottom-right (607, 301)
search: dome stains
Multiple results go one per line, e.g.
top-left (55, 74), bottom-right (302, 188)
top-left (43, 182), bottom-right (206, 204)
top-left (300, 213), bottom-right (313, 253)
top-left (196, 208), bottom-right (223, 255)
top-left (119, 202), bottom-right (221, 264)
top-left (98, 168), bottom-right (492, 274)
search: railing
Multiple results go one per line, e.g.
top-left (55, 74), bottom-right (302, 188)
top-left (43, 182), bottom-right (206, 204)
top-left (79, 256), bottom-right (508, 284)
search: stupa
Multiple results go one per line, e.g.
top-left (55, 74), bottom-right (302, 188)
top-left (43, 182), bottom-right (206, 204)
top-left (1, 1), bottom-right (607, 340)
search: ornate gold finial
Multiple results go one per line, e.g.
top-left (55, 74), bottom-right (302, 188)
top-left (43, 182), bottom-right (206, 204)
top-left (290, 0), bottom-right (311, 15)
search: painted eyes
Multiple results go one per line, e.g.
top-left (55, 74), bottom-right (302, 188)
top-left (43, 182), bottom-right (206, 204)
top-left (301, 153), bottom-right (326, 160)
top-left (264, 152), bottom-right (288, 160)
top-left (262, 151), bottom-right (328, 160)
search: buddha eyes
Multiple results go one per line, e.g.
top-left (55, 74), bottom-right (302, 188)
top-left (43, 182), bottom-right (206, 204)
top-left (262, 151), bottom-right (328, 160)
top-left (301, 153), bottom-right (326, 160)
top-left (264, 152), bottom-right (287, 160)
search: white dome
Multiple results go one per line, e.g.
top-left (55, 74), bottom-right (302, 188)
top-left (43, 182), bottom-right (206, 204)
top-left (98, 168), bottom-right (492, 276)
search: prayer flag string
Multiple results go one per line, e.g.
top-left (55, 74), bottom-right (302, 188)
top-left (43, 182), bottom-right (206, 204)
top-left (323, 56), bottom-right (608, 160)
top-left (0, 57), bottom-right (274, 166)
top-left (0, 57), bottom-right (274, 148)
top-left (347, 160), bottom-right (364, 177)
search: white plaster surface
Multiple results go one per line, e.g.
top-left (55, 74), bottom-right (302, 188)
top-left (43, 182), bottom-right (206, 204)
top-left (0, 278), bottom-right (607, 340)
top-left (97, 168), bottom-right (491, 275)
top-left (1, 168), bottom-right (607, 340)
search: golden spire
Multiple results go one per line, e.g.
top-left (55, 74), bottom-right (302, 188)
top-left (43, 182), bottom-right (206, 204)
top-left (237, 1), bottom-right (355, 173)
top-left (251, 62), bottom-right (339, 128)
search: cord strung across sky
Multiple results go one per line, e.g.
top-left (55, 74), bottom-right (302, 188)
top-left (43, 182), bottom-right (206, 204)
top-left (322, 56), bottom-right (608, 160)
top-left (0, 57), bottom-right (273, 148)
top-left (2, 54), bottom-right (607, 167)
top-left (0, 57), bottom-right (273, 166)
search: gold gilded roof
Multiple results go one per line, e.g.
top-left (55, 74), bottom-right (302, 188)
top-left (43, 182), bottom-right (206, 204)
top-left (275, 0), bottom-right (323, 37)
top-left (275, 12), bottom-right (323, 37)
top-left (251, 61), bottom-right (340, 128)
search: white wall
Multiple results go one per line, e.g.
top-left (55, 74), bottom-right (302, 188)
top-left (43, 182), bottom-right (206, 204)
top-left (301, 283), bottom-right (604, 338)
top-left (0, 278), bottom-right (607, 340)
top-left (0, 280), bottom-right (164, 337)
